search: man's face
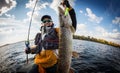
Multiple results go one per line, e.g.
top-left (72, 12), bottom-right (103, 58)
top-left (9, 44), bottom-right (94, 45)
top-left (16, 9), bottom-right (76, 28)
top-left (42, 18), bottom-right (53, 27)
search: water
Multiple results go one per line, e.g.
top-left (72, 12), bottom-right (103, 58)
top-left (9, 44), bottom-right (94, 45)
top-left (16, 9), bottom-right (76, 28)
top-left (72, 40), bottom-right (120, 73)
top-left (0, 39), bottom-right (120, 73)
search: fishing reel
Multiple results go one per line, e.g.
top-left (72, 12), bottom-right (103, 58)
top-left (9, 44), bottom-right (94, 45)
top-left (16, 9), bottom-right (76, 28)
top-left (25, 40), bottom-right (31, 54)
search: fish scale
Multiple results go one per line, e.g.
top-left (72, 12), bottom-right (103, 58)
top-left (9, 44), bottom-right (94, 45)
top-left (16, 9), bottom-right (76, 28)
top-left (57, 6), bottom-right (73, 73)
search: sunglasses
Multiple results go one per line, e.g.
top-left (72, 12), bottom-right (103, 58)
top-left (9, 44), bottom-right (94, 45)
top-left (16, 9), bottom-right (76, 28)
top-left (42, 20), bottom-right (52, 23)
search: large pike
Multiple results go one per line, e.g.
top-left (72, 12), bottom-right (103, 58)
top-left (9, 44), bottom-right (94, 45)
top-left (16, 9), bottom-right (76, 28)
top-left (57, 6), bottom-right (74, 73)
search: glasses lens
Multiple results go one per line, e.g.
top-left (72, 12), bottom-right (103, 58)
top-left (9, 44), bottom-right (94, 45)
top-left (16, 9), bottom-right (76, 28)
top-left (43, 20), bottom-right (52, 23)
top-left (43, 20), bottom-right (46, 23)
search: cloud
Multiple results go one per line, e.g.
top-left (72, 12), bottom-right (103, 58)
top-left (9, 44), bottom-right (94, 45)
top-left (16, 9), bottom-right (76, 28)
top-left (25, 0), bottom-right (50, 24)
top-left (112, 17), bottom-right (120, 25)
top-left (113, 29), bottom-right (118, 33)
top-left (75, 23), bottom-right (93, 36)
top-left (23, 11), bottom-right (41, 24)
top-left (0, 13), bottom-right (17, 34)
top-left (76, 24), bottom-right (120, 44)
top-left (95, 26), bottom-right (120, 41)
top-left (0, 16), bottom-right (39, 46)
top-left (0, 17), bottom-right (17, 25)
top-left (95, 26), bottom-right (108, 37)
top-left (76, 26), bottom-right (120, 44)
top-left (110, 29), bottom-right (120, 39)
top-left (0, 27), bottom-right (14, 34)
top-left (5, 13), bottom-right (15, 18)
top-left (0, 0), bottom-right (16, 16)
top-left (50, 0), bottom-right (75, 14)
top-left (86, 8), bottom-right (103, 24)
top-left (79, 10), bottom-right (83, 14)
top-left (26, 0), bottom-right (37, 9)
top-left (77, 23), bottom-right (86, 30)
top-left (0, 16), bottom-right (24, 33)
top-left (26, 0), bottom-right (49, 10)
top-left (50, 0), bottom-right (61, 14)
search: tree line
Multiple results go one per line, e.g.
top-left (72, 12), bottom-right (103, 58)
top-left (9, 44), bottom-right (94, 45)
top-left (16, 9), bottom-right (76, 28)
top-left (73, 35), bottom-right (120, 48)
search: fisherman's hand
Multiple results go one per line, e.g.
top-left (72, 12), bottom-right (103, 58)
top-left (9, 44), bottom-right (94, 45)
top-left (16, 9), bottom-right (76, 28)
top-left (62, 0), bottom-right (71, 8)
top-left (25, 48), bottom-right (31, 54)
top-left (30, 45), bottom-right (37, 54)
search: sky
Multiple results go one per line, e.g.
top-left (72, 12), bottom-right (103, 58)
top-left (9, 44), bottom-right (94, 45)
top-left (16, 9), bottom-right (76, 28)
top-left (0, 0), bottom-right (120, 46)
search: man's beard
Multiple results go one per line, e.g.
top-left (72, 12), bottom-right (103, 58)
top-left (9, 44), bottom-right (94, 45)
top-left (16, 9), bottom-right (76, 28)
top-left (44, 26), bottom-right (52, 33)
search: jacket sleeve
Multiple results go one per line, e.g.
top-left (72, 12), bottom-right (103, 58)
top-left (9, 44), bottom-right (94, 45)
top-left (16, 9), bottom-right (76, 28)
top-left (34, 33), bottom-right (41, 45)
top-left (69, 8), bottom-right (77, 31)
top-left (30, 33), bottom-right (42, 54)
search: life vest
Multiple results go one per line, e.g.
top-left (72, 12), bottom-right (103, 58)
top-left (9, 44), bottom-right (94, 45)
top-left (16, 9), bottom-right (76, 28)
top-left (34, 28), bottom-right (59, 68)
top-left (42, 28), bottom-right (59, 50)
top-left (34, 28), bottom-right (59, 54)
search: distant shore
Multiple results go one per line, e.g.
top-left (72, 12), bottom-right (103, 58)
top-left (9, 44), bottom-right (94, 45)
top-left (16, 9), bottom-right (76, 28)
top-left (0, 35), bottom-right (120, 48)
top-left (0, 44), bottom-right (10, 48)
top-left (73, 35), bottom-right (120, 48)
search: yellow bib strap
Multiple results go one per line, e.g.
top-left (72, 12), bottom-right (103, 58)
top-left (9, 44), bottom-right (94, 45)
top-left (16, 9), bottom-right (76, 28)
top-left (34, 50), bottom-right (57, 68)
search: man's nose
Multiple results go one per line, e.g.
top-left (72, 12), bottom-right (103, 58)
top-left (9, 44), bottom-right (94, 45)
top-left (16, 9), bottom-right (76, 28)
top-left (46, 23), bottom-right (50, 26)
top-left (46, 22), bottom-right (49, 23)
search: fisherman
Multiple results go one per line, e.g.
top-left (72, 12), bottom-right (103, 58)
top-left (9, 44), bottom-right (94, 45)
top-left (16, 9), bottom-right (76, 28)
top-left (25, 0), bottom-right (77, 73)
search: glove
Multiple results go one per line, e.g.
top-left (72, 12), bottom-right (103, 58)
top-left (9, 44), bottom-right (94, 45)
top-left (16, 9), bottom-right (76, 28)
top-left (25, 47), bottom-right (31, 54)
top-left (63, 0), bottom-right (71, 8)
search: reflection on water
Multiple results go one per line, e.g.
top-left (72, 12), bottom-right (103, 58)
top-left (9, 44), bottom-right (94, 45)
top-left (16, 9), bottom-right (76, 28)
top-left (0, 40), bottom-right (120, 73)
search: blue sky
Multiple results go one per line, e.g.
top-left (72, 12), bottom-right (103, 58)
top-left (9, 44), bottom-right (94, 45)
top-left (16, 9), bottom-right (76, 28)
top-left (0, 0), bottom-right (120, 46)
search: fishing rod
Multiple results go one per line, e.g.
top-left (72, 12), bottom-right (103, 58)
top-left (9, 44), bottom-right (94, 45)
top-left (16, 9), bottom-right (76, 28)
top-left (25, 0), bottom-right (38, 64)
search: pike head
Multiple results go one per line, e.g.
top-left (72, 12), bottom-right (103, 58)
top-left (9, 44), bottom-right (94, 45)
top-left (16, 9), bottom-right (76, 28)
top-left (58, 7), bottom-right (72, 28)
